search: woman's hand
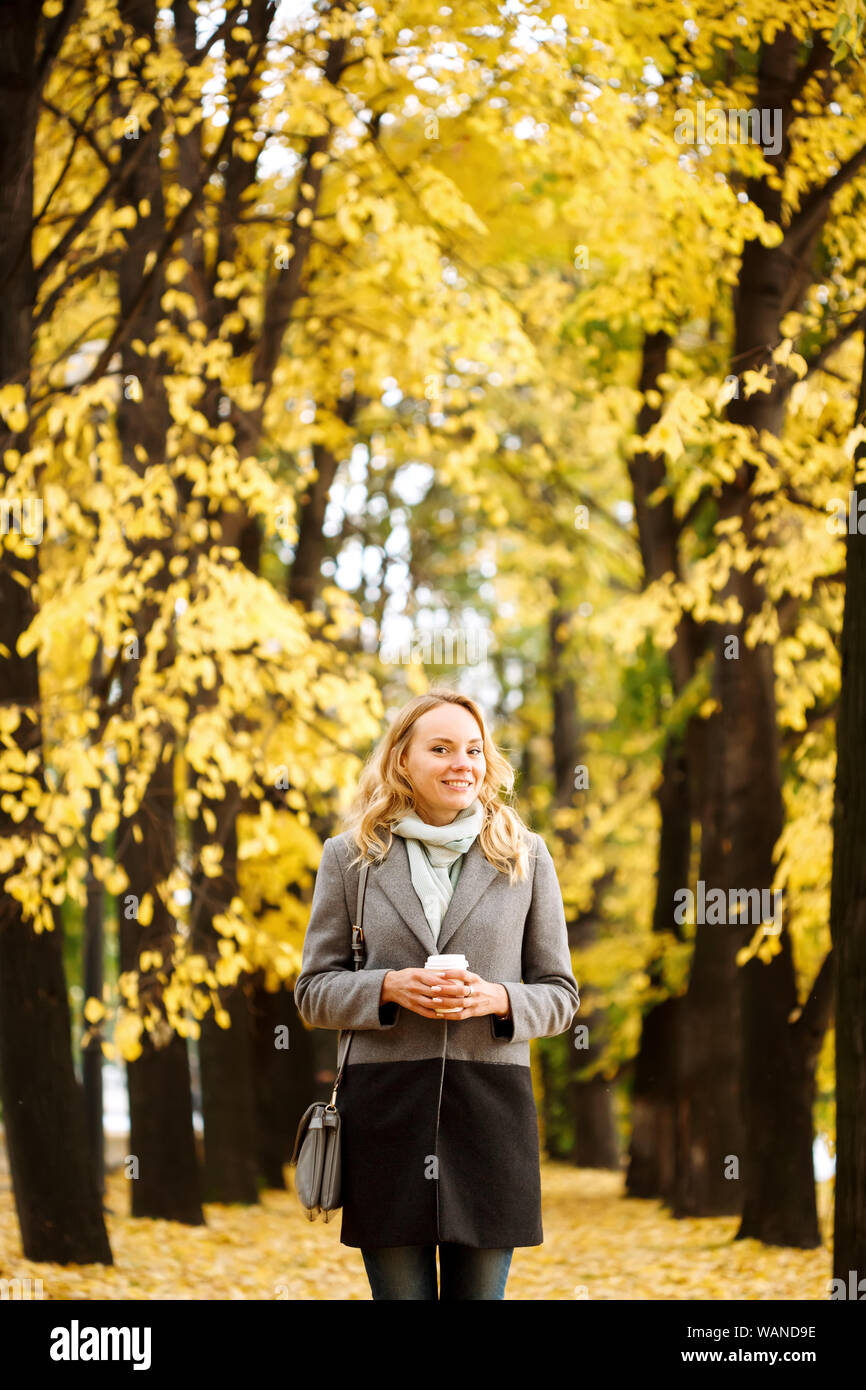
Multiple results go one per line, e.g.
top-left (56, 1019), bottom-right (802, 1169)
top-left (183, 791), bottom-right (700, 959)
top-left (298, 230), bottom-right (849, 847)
top-left (381, 968), bottom-right (510, 1021)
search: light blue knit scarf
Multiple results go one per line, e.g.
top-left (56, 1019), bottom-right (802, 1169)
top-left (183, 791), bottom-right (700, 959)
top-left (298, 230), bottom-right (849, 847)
top-left (390, 797), bottom-right (485, 945)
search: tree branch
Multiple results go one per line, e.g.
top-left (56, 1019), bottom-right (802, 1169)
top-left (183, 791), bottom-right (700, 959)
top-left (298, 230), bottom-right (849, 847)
top-left (41, 89), bottom-right (114, 180)
top-left (784, 142), bottom-right (866, 256)
top-left (35, 0), bottom-right (87, 99)
top-left (780, 306), bottom-right (866, 393)
top-left (791, 949), bottom-right (834, 1073)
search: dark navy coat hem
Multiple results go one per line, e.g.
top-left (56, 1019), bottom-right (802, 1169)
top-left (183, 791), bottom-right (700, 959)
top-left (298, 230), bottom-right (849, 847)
top-left (336, 1057), bottom-right (544, 1250)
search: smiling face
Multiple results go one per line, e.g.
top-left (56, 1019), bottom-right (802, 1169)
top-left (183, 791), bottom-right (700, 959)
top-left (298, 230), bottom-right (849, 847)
top-left (397, 703), bottom-right (486, 826)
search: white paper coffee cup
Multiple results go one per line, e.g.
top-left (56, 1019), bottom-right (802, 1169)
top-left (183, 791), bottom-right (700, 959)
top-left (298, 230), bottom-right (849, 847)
top-left (425, 954), bottom-right (469, 1013)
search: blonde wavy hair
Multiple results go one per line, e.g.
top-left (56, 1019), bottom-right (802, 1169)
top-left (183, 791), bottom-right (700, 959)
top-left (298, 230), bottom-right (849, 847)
top-left (341, 688), bottom-right (534, 884)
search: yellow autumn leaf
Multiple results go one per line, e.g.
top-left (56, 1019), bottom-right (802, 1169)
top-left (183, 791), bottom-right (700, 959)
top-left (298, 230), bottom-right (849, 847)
top-left (0, 384), bottom-right (28, 433)
top-left (115, 1009), bottom-right (144, 1061)
top-left (83, 996), bottom-right (106, 1024)
top-left (742, 366), bottom-right (773, 398)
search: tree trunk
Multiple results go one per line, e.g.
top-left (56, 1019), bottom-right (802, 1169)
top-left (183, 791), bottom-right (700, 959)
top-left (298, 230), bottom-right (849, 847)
top-left (625, 328), bottom-right (700, 1201)
top-left (536, 1037), bottom-right (569, 1158)
top-left (627, 996), bottom-right (681, 1201)
top-left (723, 29), bottom-right (828, 1245)
top-left (117, 745), bottom-right (204, 1223)
top-left (548, 585), bottom-right (619, 1168)
top-left (828, 346), bottom-right (866, 1276)
top-left (670, 29), bottom-right (840, 1238)
top-left (112, 0), bottom-right (203, 1224)
top-left (568, 1075), bottom-right (619, 1168)
top-left (83, 673), bottom-right (106, 1198)
top-left (288, 426), bottom-right (350, 611)
top-left (672, 612), bottom-right (749, 1218)
top-left (191, 509), bottom-right (301, 1201)
top-left (626, 741), bottom-right (690, 1201)
top-left (252, 977), bottom-right (317, 1188)
top-left (183, 504), bottom-right (263, 1208)
top-left (172, 0), bottom-right (333, 1199)
top-left (0, 0), bottom-right (112, 1264)
top-left (190, 784), bottom-right (260, 1204)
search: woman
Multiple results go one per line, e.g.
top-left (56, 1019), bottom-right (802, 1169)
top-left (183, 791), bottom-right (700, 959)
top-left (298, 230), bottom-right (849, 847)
top-left (294, 688), bottom-right (580, 1300)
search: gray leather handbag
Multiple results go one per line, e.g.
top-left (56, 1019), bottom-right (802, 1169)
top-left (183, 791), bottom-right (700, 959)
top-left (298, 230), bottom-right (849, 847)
top-left (290, 859), bottom-right (370, 1221)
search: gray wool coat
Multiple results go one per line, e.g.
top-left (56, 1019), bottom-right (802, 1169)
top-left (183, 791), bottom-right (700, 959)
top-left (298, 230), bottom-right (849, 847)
top-left (293, 826), bottom-right (581, 1249)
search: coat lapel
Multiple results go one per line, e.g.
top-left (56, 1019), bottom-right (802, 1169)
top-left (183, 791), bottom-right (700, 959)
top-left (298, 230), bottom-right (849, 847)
top-left (375, 834), bottom-right (501, 957)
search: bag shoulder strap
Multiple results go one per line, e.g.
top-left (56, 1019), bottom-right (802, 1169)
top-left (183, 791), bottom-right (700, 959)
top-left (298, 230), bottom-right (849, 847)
top-left (328, 858), bottom-right (369, 1106)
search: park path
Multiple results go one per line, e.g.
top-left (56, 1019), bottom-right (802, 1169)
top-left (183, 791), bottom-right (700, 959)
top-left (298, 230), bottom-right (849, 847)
top-left (0, 1154), bottom-right (833, 1300)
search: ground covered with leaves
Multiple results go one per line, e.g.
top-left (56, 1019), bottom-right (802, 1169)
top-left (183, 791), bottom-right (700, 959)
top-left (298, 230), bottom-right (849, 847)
top-left (0, 1160), bottom-right (834, 1301)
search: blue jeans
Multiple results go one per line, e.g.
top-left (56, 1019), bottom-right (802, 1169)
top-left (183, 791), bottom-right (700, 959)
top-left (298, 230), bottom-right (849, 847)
top-left (361, 1243), bottom-right (513, 1300)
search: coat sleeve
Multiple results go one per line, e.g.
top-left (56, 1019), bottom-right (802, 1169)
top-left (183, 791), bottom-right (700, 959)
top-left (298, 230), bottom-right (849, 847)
top-left (294, 838), bottom-right (401, 1032)
top-left (489, 832), bottom-right (580, 1044)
